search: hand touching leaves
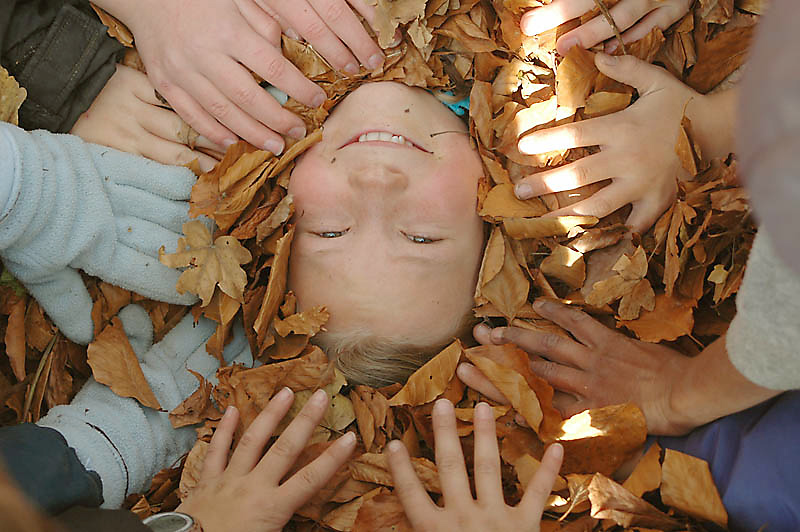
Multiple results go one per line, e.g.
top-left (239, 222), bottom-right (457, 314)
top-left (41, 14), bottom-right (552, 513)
top-left (387, 399), bottom-right (563, 532)
top-left (521, 0), bottom-right (692, 55)
top-left (516, 54), bottom-right (702, 233)
top-left (177, 389), bottom-right (357, 532)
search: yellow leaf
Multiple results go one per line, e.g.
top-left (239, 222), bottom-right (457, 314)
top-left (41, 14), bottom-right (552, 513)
top-left (388, 340), bottom-right (463, 406)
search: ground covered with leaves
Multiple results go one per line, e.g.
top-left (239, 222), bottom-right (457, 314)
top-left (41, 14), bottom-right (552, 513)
top-left (0, 0), bottom-right (768, 530)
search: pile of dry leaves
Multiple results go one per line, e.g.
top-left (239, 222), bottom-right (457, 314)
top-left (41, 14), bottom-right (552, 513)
top-left (0, 0), bottom-right (768, 530)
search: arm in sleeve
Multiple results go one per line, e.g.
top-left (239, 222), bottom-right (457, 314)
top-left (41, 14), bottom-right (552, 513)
top-left (726, 228), bottom-right (800, 390)
top-left (37, 306), bottom-right (254, 508)
top-left (0, 0), bottom-right (125, 132)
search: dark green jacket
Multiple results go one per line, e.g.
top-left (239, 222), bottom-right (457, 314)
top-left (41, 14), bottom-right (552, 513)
top-left (0, 0), bottom-right (124, 132)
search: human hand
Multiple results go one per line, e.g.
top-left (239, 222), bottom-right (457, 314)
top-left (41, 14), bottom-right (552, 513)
top-left (177, 389), bottom-right (357, 532)
top-left (387, 399), bottom-right (563, 532)
top-left (0, 123), bottom-right (197, 344)
top-left (97, 0), bottom-right (382, 155)
top-left (71, 64), bottom-right (222, 173)
top-left (516, 54), bottom-right (702, 233)
top-left (461, 299), bottom-right (696, 436)
top-left (520, 0), bottom-right (692, 55)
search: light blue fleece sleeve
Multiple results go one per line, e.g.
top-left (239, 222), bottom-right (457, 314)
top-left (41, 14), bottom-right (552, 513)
top-left (0, 125), bottom-right (20, 220)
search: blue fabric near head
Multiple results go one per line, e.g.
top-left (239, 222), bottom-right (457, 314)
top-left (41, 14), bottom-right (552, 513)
top-left (438, 90), bottom-right (470, 116)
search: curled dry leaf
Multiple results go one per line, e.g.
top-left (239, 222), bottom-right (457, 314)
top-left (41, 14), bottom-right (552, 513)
top-left (477, 228), bottom-right (530, 321)
top-left (588, 473), bottom-right (681, 530)
top-left (352, 489), bottom-right (413, 532)
top-left (541, 244), bottom-right (586, 289)
top-left (169, 369), bottom-right (221, 428)
top-left (388, 340), bottom-right (463, 407)
top-left (4, 296), bottom-right (26, 382)
top-left (660, 449), bottom-right (728, 528)
top-left (556, 47), bottom-right (599, 110)
top-left (159, 221), bottom-right (252, 306)
top-left (273, 306), bottom-right (329, 337)
top-left (178, 439), bottom-right (208, 501)
top-left (87, 317), bottom-right (161, 410)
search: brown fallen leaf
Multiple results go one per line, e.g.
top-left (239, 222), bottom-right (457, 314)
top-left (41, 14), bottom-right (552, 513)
top-left (479, 231), bottom-right (530, 321)
top-left (274, 306), bottom-right (329, 337)
top-left (554, 404), bottom-right (647, 476)
top-left (619, 293), bottom-right (694, 342)
top-left (465, 351), bottom-right (543, 432)
top-left (622, 442), bottom-right (662, 498)
top-left (503, 216), bottom-right (599, 239)
top-left (556, 47), bottom-right (598, 110)
top-left (159, 221), bottom-right (252, 306)
top-left (4, 296), bottom-right (26, 382)
top-left (478, 183), bottom-right (548, 219)
top-left (541, 244), bottom-right (586, 289)
top-left (352, 489), bottom-right (413, 532)
top-left (169, 369), bottom-right (221, 428)
top-left (660, 449), bottom-right (728, 528)
top-left (349, 453), bottom-right (440, 493)
top-left (388, 340), bottom-right (463, 406)
top-left (178, 439), bottom-right (208, 501)
top-left (588, 473), bottom-right (681, 530)
top-left (87, 317), bottom-right (161, 410)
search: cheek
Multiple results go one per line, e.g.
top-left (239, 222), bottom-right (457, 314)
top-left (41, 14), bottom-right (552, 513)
top-left (288, 155), bottom-right (338, 209)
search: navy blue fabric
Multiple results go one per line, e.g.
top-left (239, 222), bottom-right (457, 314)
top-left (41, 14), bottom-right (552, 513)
top-left (0, 423), bottom-right (103, 513)
top-left (657, 391), bottom-right (800, 532)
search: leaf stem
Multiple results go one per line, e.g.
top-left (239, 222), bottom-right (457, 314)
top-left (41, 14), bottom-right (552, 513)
top-left (593, 0), bottom-right (627, 55)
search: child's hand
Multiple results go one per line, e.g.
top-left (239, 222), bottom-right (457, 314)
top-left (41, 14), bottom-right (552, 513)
top-left (516, 54), bottom-right (702, 233)
top-left (521, 0), bottom-right (691, 55)
top-left (70, 64), bottom-right (222, 172)
top-left (177, 388), bottom-right (357, 532)
top-left (387, 399), bottom-right (563, 532)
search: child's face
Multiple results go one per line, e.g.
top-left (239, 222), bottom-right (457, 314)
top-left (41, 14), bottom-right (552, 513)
top-left (288, 82), bottom-right (485, 345)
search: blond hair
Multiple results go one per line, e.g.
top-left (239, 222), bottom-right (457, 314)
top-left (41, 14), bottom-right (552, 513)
top-left (312, 312), bottom-right (477, 387)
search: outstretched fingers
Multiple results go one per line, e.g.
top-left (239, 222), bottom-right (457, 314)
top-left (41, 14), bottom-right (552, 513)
top-left (473, 402), bottom-right (504, 503)
top-left (432, 399), bottom-right (472, 504)
top-left (226, 387), bottom-right (295, 475)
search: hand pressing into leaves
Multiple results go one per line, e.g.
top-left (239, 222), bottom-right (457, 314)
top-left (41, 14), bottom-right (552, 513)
top-left (71, 64), bottom-right (223, 173)
top-left (515, 54), bottom-right (702, 234)
top-left (177, 388), bottom-right (357, 532)
top-left (387, 399), bottom-right (564, 532)
top-left (521, 0), bottom-right (691, 55)
top-left (92, 0), bottom-right (384, 155)
top-left (459, 299), bottom-right (695, 435)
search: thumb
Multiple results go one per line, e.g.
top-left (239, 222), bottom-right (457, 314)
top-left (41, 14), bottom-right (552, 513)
top-left (118, 304), bottom-right (155, 358)
top-left (594, 53), bottom-right (670, 95)
top-left (24, 269), bottom-right (94, 345)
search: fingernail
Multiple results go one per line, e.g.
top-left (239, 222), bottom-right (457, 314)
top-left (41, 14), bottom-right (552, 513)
top-left (548, 443), bottom-right (564, 460)
top-left (224, 405), bottom-right (236, 417)
top-left (264, 139), bottom-right (284, 155)
top-left (288, 125), bottom-right (306, 139)
top-left (557, 37), bottom-right (579, 54)
top-left (340, 431), bottom-right (356, 446)
top-left (388, 439), bottom-right (404, 453)
top-left (533, 299), bottom-right (547, 311)
top-left (275, 387), bottom-right (293, 401)
top-left (595, 52), bottom-right (617, 67)
top-left (434, 398), bottom-right (453, 414)
top-left (521, 10), bottom-right (545, 36)
top-left (344, 62), bottom-right (359, 75)
top-left (222, 138), bottom-right (237, 149)
top-left (285, 27), bottom-right (301, 40)
top-left (312, 93), bottom-right (327, 108)
top-left (475, 323), bottom-right (491, 335)
top-left (490, 327), bottom-right (505, 343)
top-left (475, 402), bottom-right (492, 419)
top-left (515, 183), bottom-right (533, 199)
top-left (367, 53), bottom-right (384, 70)
top-left (606, 40), bottom-right (619, 54)
top-left (312, 388), bottom-right (328, 405)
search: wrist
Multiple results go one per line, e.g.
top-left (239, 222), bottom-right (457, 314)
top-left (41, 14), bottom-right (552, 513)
top-left (685, 88), bottom-right (738, 162)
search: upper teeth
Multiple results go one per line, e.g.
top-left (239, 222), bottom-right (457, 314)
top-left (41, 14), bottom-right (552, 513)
top-left (358, 131), bottom-right (415, 148)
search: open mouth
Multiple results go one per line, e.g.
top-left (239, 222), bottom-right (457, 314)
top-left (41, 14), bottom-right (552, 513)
top-left (339, 130), bottom-right (432, 153)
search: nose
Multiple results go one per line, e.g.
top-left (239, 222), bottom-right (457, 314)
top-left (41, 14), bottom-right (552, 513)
top-left (347, 163), bottom-right (409, 193)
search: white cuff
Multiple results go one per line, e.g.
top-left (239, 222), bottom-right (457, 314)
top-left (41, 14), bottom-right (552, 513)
top-left (0, 124), bottom-right (21, 220)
